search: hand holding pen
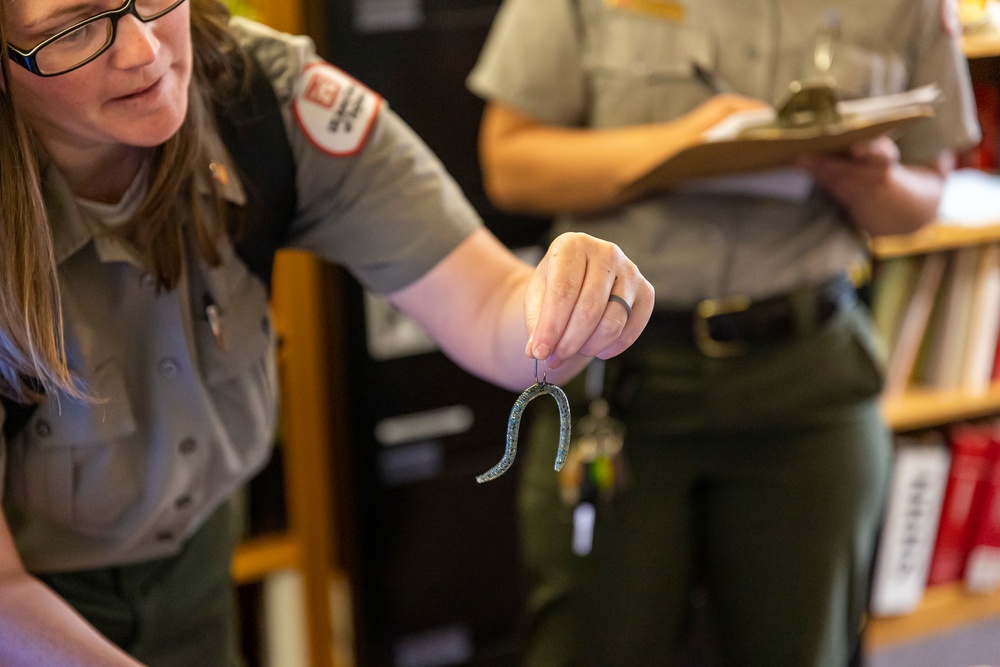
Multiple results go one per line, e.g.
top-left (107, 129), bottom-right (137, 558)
top-left (691, 61), bottom-right (735, 95)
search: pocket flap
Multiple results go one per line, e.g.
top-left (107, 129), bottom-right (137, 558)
top-left (27, 360), bottom-right (137, 449)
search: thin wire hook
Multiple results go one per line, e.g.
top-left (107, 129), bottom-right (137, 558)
top-left (534, 358), bottom-right (547, 385)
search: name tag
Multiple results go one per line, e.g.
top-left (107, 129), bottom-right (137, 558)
top-left (605, 0), bottom-right (686, 22)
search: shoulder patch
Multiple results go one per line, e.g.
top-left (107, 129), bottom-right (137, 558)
top-left (292, 63), bottom-right (382, 157)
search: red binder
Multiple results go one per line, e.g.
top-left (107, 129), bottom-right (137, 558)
top-left (926, 423), bottom-right (997, 586)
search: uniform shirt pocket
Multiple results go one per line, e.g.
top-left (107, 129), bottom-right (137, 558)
top-left (583, 11), bottom-right (714, 125)
top-left (6, 360), bottom-right (140, 537)
top-left (821, 42), bottom-right (909, 99)
top-left (195, 260), bottom-right (279, 458)
top-left (196, 272), bottom-right (275, 388)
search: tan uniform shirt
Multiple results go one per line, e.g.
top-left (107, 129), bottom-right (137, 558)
top-left (1, 19), bottom-right (481, 572)
top-left (468, 0), bottom-right (980, 304)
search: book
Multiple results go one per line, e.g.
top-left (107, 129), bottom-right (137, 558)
top-left (965, 424), bottom-right (1000, 593)
top-left (927, 423), bottom-right (998, 586)
top-left (883, 252), bottom-right (948, 396)
top-left (616, 85), bottom-right (940, 197)
top-left (262, 569), bottom-right (309, 666)
top-left (991, 323), bottom-right (1000, 382)
top-left (921, 247), bottom-right (980, 391)
top-left (871, 255), bottom-right (924, 353)
top-left (961, 242), bottom-right (1000, 393)
top-left (869, 431), bottom-right (952, 617)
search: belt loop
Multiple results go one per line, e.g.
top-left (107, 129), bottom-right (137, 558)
top-left (791, 284), bottom-right (817, 336)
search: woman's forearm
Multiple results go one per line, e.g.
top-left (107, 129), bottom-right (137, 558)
top-left (388, 229), bottom-right (653, 392)
top-left (0, 575), bottom-right (144, 667)
top-left (845, 159), bottom-right (950, 237)
top-left (479, 96), bottom-right (766, 215)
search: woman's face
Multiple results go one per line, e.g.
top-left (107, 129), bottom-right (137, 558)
top-left (4, 0), bottom-right (193, 159)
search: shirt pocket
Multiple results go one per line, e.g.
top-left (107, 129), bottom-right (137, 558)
top-left (195, 257), bottom-right (279, 458)
top-left (583, 11), bottom-right (715, 126)
top-left (822, 42), bottom-right (909, 100)
top-left (6, 360), bottom-right (140, 537)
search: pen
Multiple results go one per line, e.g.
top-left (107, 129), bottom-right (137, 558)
top-left (691, 61), bottom-right (734, 95)
top-left (203, 293), bottom-right (228, 352)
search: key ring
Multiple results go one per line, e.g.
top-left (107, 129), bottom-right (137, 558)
top-left (476, 360), bottom-right (572, 483)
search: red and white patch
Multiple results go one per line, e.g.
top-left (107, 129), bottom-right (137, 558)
top-left (292, 63), bottom-right (382, 157)
top-left (940, 0), bottom-right (961, 37)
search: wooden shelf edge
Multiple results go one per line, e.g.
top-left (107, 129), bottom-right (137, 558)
top-left (964, 27), bottom-right (1000, 60)
top-left (871, 222), bottom-right (1000, 259)
top-left (866, 583), bottom-right (1000, 649)
top-left (880, 384), bottom-right (1000, 431)
top-left (232, 532), bottom-right (302, 585)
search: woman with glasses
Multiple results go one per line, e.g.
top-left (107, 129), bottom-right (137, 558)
top-left (0, 1), bottom-right (654, 664)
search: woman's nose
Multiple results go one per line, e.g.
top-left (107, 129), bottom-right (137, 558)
top-left (109, 15), bottom-right (159, 69)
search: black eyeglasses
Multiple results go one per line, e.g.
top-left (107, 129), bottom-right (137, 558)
top-left (6, 0), bottom-right (188, 77)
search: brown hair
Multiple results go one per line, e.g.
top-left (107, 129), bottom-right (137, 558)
top-left (0, 0), bottom-right (246, 402)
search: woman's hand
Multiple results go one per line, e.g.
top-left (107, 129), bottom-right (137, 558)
top-left (797, 137), bottom-right (952, 236)
top-left (797, 135), bottom-right (902, 204)
top-left (525, 232), bottom-right (653, 371)
top-left (389, 228), bottom-right (653, 391)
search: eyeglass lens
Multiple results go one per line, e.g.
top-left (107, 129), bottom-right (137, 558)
top-left (30, 0), bottom-right (186, 75)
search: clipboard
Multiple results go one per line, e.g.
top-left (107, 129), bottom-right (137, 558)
top-left (616, 83), bottom-right (939, 199)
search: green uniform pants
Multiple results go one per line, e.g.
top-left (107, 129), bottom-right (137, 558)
top-left (37, 502), bottom-right (244, 667)
top-left (519, 303), bottom-right (893, 667)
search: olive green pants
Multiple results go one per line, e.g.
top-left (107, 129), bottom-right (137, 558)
top-left (37, 502), bottom-right (244, 667)
top-left (518, 303), bottom-right (893, 667)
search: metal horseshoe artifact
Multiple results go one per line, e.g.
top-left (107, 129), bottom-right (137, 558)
top-left (476, 360), bottom-right (572, 483)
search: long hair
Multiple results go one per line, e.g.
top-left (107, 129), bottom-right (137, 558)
top-left (0, 0), bottom-right (246, 402)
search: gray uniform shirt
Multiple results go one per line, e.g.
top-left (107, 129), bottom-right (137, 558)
top-left (468, 0), bottom-right (980, 304)
top-left (1, 19), bottom-right (481, 572)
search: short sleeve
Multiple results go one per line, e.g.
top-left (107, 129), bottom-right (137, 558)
top-left (286, 105), bottom-right (483, 293)
top-left (467, 0), bottom-right (587, 126)
top-left (897, 0), bottom-right (981, 162)
top-left (231, 18), bottom-right (482, 295)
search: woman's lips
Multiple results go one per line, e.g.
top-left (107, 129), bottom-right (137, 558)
top-left (114, 76), bottom-right (163, 102)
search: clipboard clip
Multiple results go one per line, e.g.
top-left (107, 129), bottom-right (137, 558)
top-left (775, 79), bottom-right (841, 130)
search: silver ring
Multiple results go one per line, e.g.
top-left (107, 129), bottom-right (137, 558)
top-left (608, 294), bottom-right (632, 320)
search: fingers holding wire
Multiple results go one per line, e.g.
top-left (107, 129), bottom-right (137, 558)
top-left (526, 233), bottom-right (653, 368)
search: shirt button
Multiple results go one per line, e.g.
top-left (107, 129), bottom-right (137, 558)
top-left (34, 420), bottom-right (52, 438)
top-left (179, 438), bottom-right (198, 455)
top-left (142, 273), bottom-right (156, 288)
top-left (158, 358), bottom-right (180, 378)
top-left (175, 494), bottom-right (193, 510)
top-left (156, 530), bottom-right (174, 542)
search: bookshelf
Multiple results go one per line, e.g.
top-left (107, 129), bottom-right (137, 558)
top-left (869, 237), bottom-right (1000, 649)
top-left (866, 21), bottom-right (1000, 644)
top-left (867, 582), bottom-right (1000, 648)
top-left (869, 222), bottom-right (1000, 649)
top-left (871, 222), bottom-right (1000, 259)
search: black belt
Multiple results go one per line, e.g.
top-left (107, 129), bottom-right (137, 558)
top-left (649, 273), bottom-right (857, 357)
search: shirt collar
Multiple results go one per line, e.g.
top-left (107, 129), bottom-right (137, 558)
top-left (42, 129), bottom-right (247, 267)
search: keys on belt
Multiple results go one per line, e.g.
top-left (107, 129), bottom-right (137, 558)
top-left (559, 360), bottom-right (632, 557)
